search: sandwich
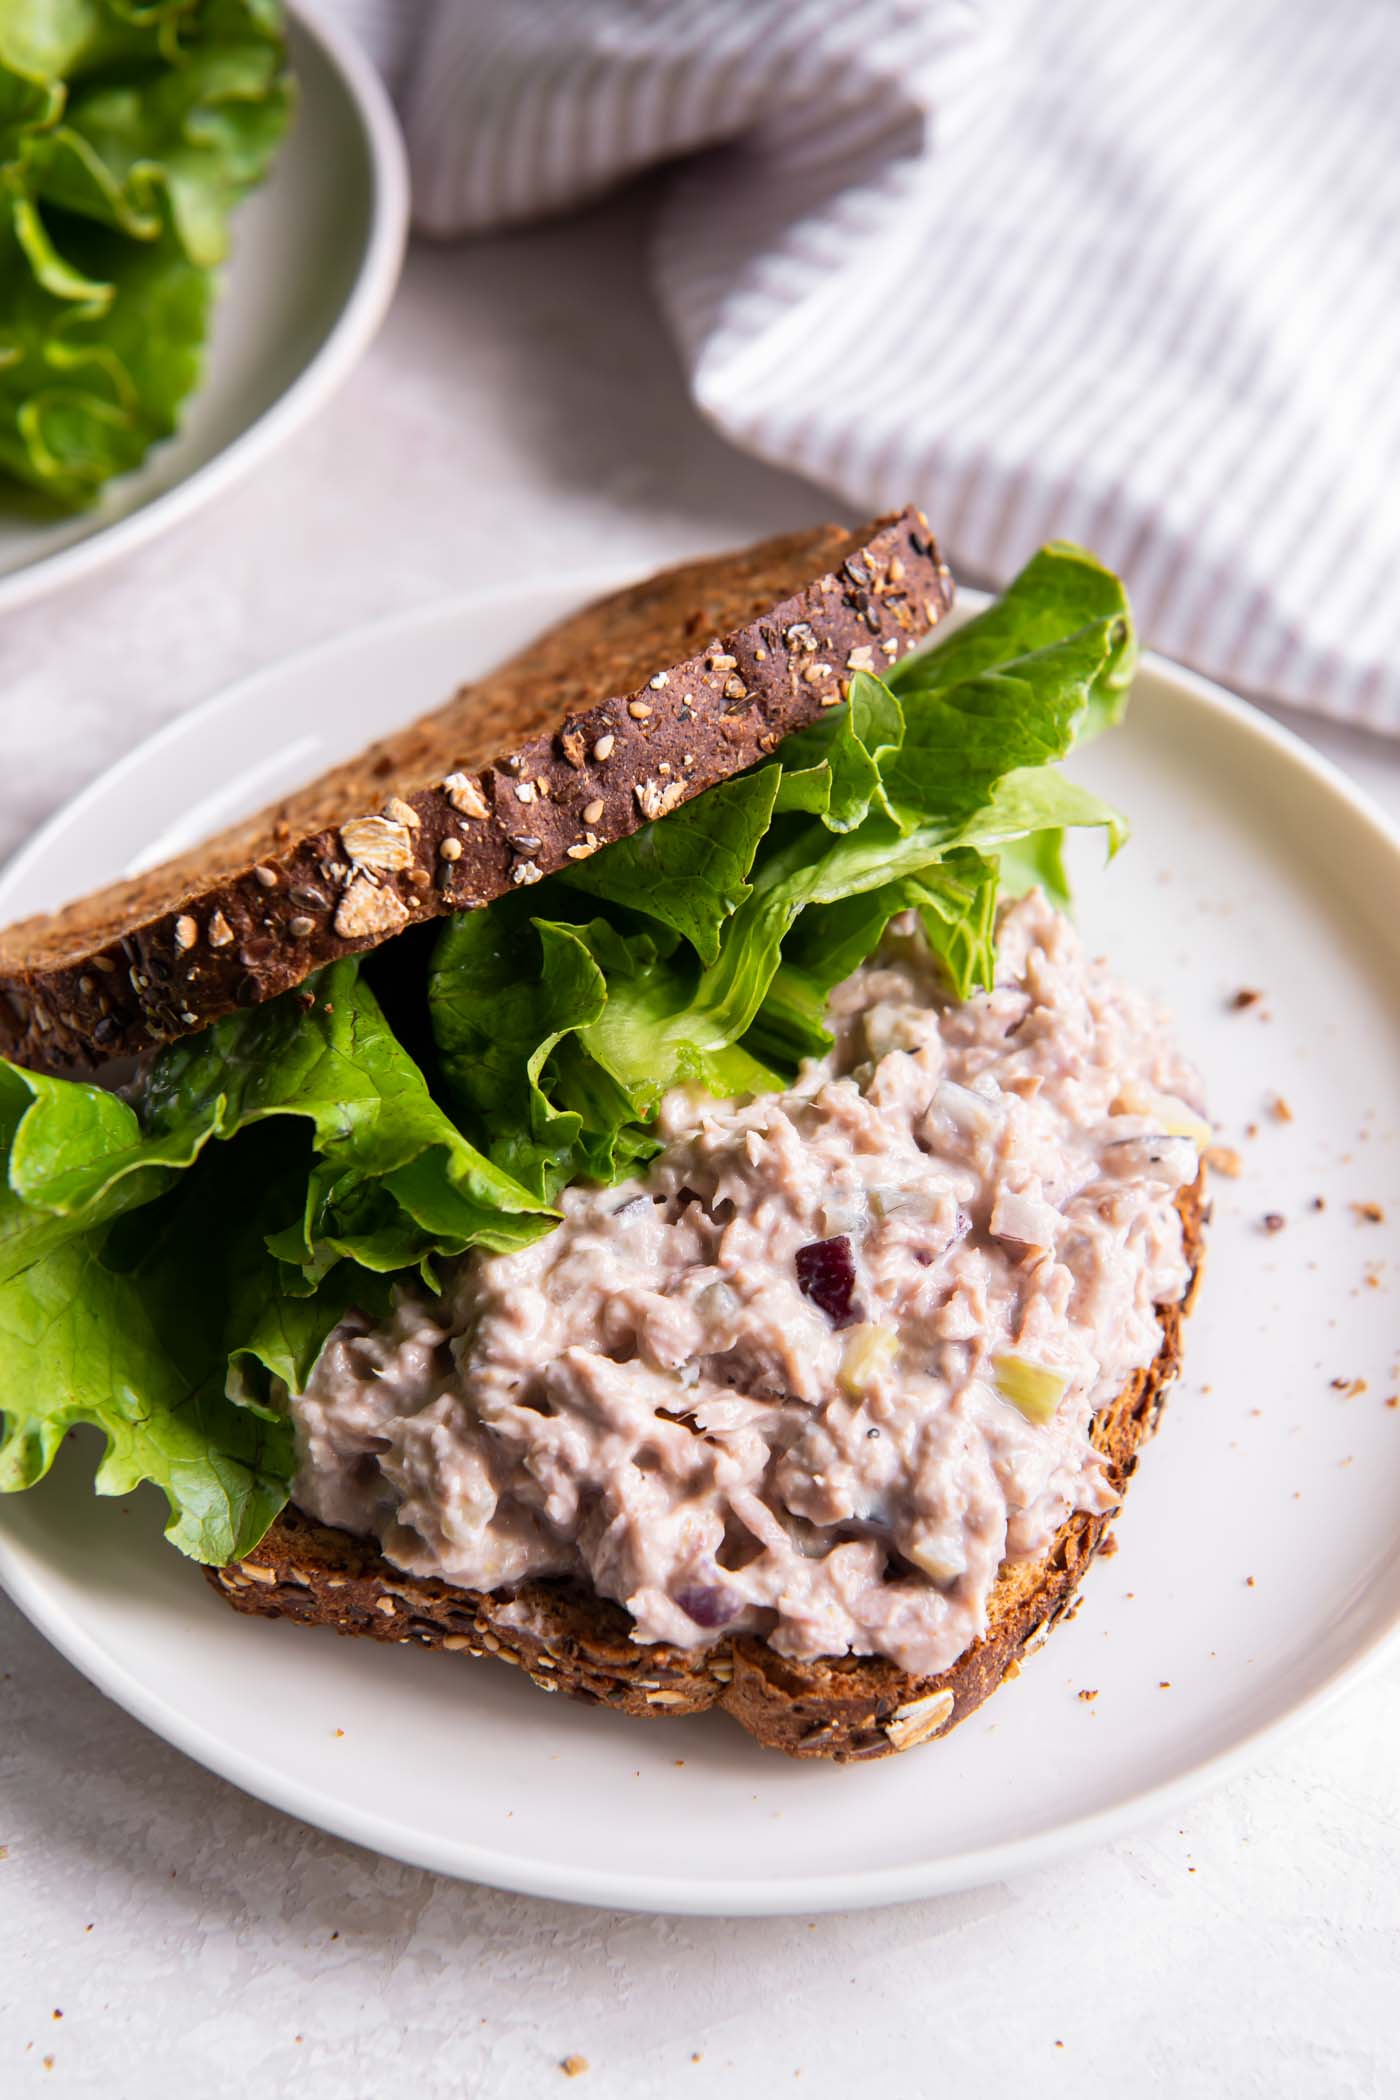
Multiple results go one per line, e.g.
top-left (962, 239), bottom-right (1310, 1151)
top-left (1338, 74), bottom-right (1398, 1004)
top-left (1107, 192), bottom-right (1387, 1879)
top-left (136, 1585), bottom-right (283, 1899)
top-left (0, 511), bottom-right (1208, 1761)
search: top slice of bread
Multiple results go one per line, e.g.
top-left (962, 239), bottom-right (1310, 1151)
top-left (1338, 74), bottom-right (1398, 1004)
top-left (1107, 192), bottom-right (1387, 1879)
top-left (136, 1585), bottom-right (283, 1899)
top-left (0, 511), bottom-right (951, 1071)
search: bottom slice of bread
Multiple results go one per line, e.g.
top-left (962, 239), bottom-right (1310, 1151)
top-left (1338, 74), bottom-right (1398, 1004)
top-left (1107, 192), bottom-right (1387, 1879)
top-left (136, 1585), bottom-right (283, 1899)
top-left (208, 1182), bottom-right (1207, 1761)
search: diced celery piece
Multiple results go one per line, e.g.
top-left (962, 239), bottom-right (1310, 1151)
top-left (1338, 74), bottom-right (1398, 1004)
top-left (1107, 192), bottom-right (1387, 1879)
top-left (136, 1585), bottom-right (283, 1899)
top-left (839, 1323), bottom-right (900, 1396)
top-left (993, 1353), bottom-right (1068, 1424)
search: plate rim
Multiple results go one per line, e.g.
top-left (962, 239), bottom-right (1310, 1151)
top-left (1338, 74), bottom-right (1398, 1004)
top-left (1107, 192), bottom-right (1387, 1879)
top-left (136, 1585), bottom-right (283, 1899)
top-left (0, 0), bottom-right (409, 623)
top-left (2, 573), bottom-right (1399, 1915)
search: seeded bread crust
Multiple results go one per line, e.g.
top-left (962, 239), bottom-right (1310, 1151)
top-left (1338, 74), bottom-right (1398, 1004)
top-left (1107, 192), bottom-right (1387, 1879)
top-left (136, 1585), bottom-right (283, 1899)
top-left (0, 511), bottom-right (950, 1073)
top-left (208, 1183), bottom-right (1206, 1762)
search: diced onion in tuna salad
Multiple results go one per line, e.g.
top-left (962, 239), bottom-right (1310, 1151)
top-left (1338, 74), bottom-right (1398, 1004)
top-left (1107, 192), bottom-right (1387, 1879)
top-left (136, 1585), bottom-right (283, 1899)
top-left (291, 892), bottom-right (1204, 1679)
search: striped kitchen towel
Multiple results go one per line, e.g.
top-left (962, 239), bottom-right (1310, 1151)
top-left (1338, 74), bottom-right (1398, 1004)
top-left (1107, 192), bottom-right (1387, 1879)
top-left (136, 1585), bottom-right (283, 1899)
top-left (342, 0), bottom-right (1400, 733)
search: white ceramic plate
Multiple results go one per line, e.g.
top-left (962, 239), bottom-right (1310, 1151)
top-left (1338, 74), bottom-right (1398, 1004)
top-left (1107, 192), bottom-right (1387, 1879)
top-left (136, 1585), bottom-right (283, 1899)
top-left (0, 1), bottom-right (407, 618)
top-left (2, 579), bottom-right (1398, 1917)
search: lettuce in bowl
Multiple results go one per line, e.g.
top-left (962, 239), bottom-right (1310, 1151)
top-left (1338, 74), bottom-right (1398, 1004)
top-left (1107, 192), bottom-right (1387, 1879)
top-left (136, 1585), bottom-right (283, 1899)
top-left (0, 0), bottom-right (292, 507)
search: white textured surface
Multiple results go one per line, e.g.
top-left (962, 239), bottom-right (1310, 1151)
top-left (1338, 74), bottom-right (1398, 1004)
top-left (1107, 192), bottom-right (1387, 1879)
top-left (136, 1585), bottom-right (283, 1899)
top-left (3, 192), bottom-right (1400, 2093)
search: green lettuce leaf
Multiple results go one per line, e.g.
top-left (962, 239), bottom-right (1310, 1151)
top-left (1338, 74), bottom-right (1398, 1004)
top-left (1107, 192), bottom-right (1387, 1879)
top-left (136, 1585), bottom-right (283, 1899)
top-left (0, 959), bottom-right (555, 1288)
top-left (429, 544), bottom-right (1134, 1185)
top-left (889, 541), bottom-right (1137, 740)
top-left (0, 1128), bottom-right (332, 1562)
top-left (0, 0), bottom-right (291, 507)
top-left (428, 900), bottom-right (611, 1202)
top-left (0, 1054), bottom-right (214, 1283)
top-left (140, 958), bottom-right (555, 1274)
top-left (0, 965), bottom-right (555, 1555)
top-left (748, 849), bottom-right (1000, 1067)
top-left (877, 623), bottom-right (1124, 831)
top-left (0, 1235), bottom-right (295, 1559)
top-left (558, 767), bottom-right (779, 964)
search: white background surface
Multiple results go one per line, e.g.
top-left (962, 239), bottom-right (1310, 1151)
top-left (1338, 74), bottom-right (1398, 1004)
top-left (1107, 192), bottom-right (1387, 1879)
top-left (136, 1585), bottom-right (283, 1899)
top-left (2, 189), bottom-right (1399, 2096)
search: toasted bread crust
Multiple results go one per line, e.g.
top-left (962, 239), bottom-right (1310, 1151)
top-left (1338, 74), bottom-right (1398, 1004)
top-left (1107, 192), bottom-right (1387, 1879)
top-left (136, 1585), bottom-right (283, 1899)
top-left (207, 1182), bottom-right (1207, 1761)
top-left (0, 512), bottom-right (950, 1071)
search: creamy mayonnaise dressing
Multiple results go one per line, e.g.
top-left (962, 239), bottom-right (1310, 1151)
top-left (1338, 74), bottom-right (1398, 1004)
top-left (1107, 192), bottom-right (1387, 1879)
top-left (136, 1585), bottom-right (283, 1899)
top-left (291, 893), bottom-right (1204, 1677)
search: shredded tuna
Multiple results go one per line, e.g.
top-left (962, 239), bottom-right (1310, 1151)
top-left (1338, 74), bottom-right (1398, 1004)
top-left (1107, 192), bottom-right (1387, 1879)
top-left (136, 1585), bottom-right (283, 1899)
top-left (291, 893), bottom-right (1204, 1678)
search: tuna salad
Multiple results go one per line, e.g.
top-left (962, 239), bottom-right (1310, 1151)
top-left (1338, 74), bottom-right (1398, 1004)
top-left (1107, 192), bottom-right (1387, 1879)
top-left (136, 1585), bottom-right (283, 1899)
top-left (292, 891), bottom-right (1206, 1679)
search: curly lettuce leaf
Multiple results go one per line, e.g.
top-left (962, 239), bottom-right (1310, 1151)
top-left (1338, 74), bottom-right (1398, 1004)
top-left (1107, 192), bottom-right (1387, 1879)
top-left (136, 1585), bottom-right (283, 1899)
top-left (0, 1235), bottom-right (295, 1559)
top-left (0, 964), bottom-right (554, 1555)
top-left (139, 958), bottom-right (555, 1274)
top-left (0, 213), bottom-right (211, 500)
top-left (558, 767), bottom-right (779, 965)
top-left (0, 0), bottom-right (291, 506)
top-left (0, 1055), bottom-right (215, 1283)
top-left (430, 544), bottom-right (1133, 1187)
top-left (427, 901), bottom-right (613, 1203)
top-left (748, 849), bottom-right (1001, 1068)
top-left (0, 959), bottom-right (555, 1289)
top-left (889, 541), bottom-right (1137, 740)
top-left (0, 1130), bottom-right (332, 1562)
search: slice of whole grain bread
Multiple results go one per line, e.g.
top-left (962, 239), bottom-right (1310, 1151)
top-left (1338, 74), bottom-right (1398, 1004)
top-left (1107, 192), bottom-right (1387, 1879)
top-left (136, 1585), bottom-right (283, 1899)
top-left (208, 1181), bottom-right (1207, 1762)
top-left (0, 510), bottom-right (950, 1072)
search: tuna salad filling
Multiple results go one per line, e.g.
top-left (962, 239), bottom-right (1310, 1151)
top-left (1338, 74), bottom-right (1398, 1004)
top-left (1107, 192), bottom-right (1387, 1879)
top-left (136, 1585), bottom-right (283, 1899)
top-left (290, 892), bottom-right (1205, 1679)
